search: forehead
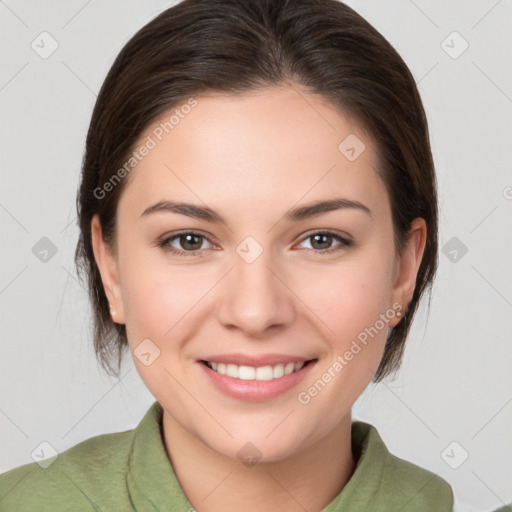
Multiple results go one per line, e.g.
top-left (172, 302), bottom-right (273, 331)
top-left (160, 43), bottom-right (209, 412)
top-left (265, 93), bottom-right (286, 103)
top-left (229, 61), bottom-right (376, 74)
top-left (118, 85), bottom-right (387, 219)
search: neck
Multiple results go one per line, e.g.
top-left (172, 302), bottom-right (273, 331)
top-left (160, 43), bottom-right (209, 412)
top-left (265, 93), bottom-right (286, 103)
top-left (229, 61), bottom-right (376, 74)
top-left (162, 412), bottom-right (355, 512)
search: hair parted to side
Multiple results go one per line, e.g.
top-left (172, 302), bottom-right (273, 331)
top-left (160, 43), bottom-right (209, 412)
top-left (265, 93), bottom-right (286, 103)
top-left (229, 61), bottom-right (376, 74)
top-left (75, 0), bottom-right (438, 382)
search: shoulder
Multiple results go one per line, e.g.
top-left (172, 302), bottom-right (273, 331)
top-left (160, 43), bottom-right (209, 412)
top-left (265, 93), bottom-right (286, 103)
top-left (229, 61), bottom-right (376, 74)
top-left (0, 428), bottom-right (135, 512)
top-left (380, 444), bottom-right (454, 509)
top-left (349, 421), bottom-right (454, 511)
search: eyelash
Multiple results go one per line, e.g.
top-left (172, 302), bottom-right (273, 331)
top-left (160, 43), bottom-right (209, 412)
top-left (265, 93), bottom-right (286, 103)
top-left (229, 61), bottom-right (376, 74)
top-left (156, 230), bottom-right (353, 257)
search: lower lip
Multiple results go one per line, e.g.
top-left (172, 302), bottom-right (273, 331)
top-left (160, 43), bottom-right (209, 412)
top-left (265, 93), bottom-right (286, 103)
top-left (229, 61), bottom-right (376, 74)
top-left (198, 360), bottom-right (316, 402)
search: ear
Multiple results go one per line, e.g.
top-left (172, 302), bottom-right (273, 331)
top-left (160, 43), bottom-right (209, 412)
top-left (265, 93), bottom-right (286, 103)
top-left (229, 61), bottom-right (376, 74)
top-left (90, 214), bottom-right (125, 324)
top-left (388, 217), bottom-right (427, 328)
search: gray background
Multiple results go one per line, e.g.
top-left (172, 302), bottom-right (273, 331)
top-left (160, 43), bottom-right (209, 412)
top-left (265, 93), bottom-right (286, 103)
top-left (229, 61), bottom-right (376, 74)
top-left (1, 1), bottom-right (511, 510)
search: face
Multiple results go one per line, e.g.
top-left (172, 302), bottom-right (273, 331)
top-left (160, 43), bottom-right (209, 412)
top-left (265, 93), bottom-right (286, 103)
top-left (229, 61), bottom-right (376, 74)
top-left (92, 84), bottom-right (425, 463)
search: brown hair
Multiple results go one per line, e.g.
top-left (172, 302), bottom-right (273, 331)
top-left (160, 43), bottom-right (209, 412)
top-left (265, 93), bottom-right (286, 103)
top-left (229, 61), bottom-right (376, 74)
top-left (75, 0), bottom-right (438, 382)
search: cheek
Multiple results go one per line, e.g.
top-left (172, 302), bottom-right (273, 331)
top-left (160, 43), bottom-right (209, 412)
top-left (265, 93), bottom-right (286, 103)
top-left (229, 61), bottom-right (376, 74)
top-left (120, 259), bottom-right (204, 342)
top-left (293, 259), bottom-right (395, 414)
top-left (299, 254), bottom-right (395, 345)
top-left (117, 256), bottom-right (209, 401)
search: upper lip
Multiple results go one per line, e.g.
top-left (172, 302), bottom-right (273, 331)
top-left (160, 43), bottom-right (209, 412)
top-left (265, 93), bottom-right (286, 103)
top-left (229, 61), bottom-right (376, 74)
top-left (200, 353), bottom-right (315, 366)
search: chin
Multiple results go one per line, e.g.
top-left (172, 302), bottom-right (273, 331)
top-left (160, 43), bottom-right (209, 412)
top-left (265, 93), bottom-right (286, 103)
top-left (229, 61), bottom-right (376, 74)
top-left (199, 421), bottom-right (320, 466)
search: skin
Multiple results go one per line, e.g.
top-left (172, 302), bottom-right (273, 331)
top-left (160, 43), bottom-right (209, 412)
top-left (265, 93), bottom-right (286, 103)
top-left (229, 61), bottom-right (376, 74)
top-left (91, 83), bottom-right (426, 512)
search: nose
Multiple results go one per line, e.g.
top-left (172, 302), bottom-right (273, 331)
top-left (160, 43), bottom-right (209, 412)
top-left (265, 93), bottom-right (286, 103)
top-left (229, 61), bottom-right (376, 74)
top-left (216, 246), bottom-right (295, 338)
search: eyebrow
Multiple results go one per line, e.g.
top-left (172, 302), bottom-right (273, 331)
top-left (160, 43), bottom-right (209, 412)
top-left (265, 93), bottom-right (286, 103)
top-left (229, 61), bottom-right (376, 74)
top-left (140, 198), bottom-right (372, 223)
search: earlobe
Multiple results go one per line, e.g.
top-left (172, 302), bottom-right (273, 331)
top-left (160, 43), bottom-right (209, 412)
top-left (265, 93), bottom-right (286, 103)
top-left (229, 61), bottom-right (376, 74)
top-left (90, 215), bottom-right (125, 323)
top-left (389, 218), bottom-right (427, 327)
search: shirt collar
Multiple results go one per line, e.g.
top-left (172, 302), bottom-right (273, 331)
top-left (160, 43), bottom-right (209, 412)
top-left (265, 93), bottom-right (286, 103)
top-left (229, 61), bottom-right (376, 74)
top-left (126, 401), bottom-right (450, 511)
top-left (126, 400), bottom-right (192, 510)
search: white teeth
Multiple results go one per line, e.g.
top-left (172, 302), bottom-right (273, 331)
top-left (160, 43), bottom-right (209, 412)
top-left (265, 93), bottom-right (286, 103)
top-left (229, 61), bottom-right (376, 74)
top-left (238, 366), bottom-right (255, 380)
top-left (285, 362), bottom-right (295, 375)
top-left (226, 364), bottom-right (238, 378)
top-left (273, 364), bottom-right (284, 379)
top-left (255, 365), bottom-right (273, 381)
top-left (206, 360), bottom-right (308, 380)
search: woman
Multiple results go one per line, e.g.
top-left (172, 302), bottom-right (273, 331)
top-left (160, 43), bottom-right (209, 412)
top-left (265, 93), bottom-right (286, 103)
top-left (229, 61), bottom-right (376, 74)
top-left (0, 0), bottom-right (464, 509)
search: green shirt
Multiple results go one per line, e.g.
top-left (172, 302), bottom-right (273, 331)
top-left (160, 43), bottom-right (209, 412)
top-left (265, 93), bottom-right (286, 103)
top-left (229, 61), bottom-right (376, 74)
top-left (0, 400), bottom-right (454, 511)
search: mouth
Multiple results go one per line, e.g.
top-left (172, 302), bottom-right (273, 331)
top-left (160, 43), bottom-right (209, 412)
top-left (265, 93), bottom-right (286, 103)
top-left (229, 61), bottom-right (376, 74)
top-left (201, 359), bottom-right (316, 381)
top-left (197, 353), bottom-right (318, 401)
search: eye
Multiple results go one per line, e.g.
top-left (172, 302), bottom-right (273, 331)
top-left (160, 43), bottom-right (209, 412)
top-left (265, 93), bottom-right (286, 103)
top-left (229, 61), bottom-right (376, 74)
top-left (296, 230), bottom-right (353, 254)
top-left (157, 229), bottom-right (353, 257)
top-left (157, 231), bottom-right (215, 257)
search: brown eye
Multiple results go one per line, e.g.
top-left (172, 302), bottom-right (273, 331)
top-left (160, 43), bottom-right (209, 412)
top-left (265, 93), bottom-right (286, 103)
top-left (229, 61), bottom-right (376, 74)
top-left (297, 231), bottom-right (353, 254)
top-left (176, 233), bottom-right (204, 251)
top-left (158, 231), bottom-right (214, 256)
top-left (310, 233), bottom-right (334, 250)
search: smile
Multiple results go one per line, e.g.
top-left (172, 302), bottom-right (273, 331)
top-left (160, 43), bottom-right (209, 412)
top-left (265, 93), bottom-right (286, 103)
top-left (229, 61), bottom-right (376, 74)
top-left (203, 361), bottom-right (307, 381)
top-left (198, 354), bottom-right (318, 401)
